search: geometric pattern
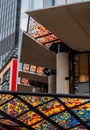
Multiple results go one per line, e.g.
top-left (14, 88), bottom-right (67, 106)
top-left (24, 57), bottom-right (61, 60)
top-left (28, 17), bottom-right (61, 49)
top-left (0, 91), bottom-right (90, 130)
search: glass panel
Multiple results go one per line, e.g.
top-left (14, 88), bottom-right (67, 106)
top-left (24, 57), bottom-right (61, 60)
top-left (0, 98), bottom-right (29, 117)
top-left (17, 111), bottom-right (42, 125)
top-left (67, 0), bottom-right (82, 4)
top-left (74, 82), bottom-right (89, 94)
top-left (37, 34), bottom-right (58, 44)
top-left (19, 95), bottom-right (54, 107)
top-left (28, 17), bottom-right (61, 49)
top-left (0, 94), bottom-right (13, 105)
top-left (51, 111), bottom-right (79, 129)
top-left (60, 97), bottom-right (90, 108)
top-left (79, 54), bottom-right (88, 82)
top-left (28, 17), bottom-right (50, 38)
top-left (72, 102), bottom-right (90, 122)
top-left (32, 120), bottom-right (57, 129)
top-left (43, 0), bottom-right (55, 8)
top-left (30, 65), bottom-right (37, 72)
top-left (1, 83), bottom-right (9, 91)
top-left (70, 125), bottom-right (87, 130)
top-left (32, 0), bottom-right (43, 9)
top-left (23, 63), bottom-right (30, 71)
top-left (73, 53), bottom-right (90, 95)
top-left (37, 100), bottom-right (65, 116)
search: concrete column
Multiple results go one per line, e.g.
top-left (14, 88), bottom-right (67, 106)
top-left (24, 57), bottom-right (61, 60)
top-left (48, 75), bottom-right (56, 93)
top-left (32, 87), bottom-right (41, 92)
top-left (56, 52), bottom-right (69, 94)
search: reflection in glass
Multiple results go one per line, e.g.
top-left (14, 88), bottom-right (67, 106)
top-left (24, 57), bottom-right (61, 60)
top-left (30, 65), bottom-right (37, 72)
top-left (21, 78), bottom-right (29, 86)
top-left (23, 63), bottom-right (30, 71)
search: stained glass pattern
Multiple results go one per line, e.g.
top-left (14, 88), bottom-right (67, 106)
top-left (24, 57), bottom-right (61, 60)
top-left (32, 120), bottom-right (57, 130)
top-left (0, 92), bottom-right (90, 130)
top-left (19, 95), bottom-right (53, 107)
top-left (70, 125), bottom-right (87, 130)
top-left (0, 98), bottom-right (29, 117)
top-left (37, 34), bottom-right (58, 44)
top-left (28, 17), bottom-right (50, 38)
top-left (51, 111), bottom-right (79, 129)
top-left (0, 94), bottom-right (13, 105)
top-left (72, 102), bottom-right (90, 122)
top-left (17, 111), bottom-right (42, 125)
top-left (28, 17), bottom-right (61, 49)
top-left (37, 100), bottom-right (65, 116)
top-left (60, 97), bottom-right (90, 108)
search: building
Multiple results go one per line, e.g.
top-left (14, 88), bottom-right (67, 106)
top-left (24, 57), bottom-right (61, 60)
top-left (0, 1), bottom-right (90, 129)
top-left (18, 0), bottom-right (62, 92)
top-left (0, 0), bottom-right (57, 91)
top-left (0, 58), bottom-right (18, 91)
top-left (0, 0), bottom-right (89, 92)
top-left (19, 1), bottom-right (90, 95)
top-left (0, 0), bottom-right (21, 91)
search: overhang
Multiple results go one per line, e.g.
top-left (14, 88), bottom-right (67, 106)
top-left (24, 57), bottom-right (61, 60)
top-left (17, 84), bottom-right (32, 92)
top-left (19, 70), bottom-right (48, 83)
top-left (20, 32), bottom-right (56, 69)
top-left (27, 2), bottom-right (90, 51)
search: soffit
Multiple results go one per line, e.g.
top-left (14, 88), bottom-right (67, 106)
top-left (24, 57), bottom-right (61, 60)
top-left (27, 2), bottom-right (90, 51)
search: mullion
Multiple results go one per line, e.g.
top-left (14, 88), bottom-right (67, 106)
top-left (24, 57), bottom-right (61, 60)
top-left (45, 99), bottom-right (90, 118)
top-left (16, 98), bottom-right (58, 127)
top-left (14, 94), bottom-right (66, 130)
top-left (59, 100), bottom-right (90, 110)
top-left (30, 119), bottom-right (44, 127)
top-left (49, 100), bottom-right (90, 119)
top-left (34, 98), bottom-right (55, 109)
top-left (69, 123), bottom-right (84, 129)
top-left (69, 120), bottom-right (90, 130)
top-left (56, 97), bottom-right (90, 129)
top-left (43, 39), bottom-right (60, 44)
top-left (0, 110), bottom-right (35, 130)
top-left (15, 109), bottom-right (30, 118)
top-left (35, 32), bottom-right (52, 39)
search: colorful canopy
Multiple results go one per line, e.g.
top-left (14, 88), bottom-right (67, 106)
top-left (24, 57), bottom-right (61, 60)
top-left (0, 92), bottom-right (90, 130)
top-left (28, 17), bottom-right (61, 49)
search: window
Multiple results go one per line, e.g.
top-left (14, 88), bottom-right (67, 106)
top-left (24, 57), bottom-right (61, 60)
top-left (23, 63), bottom-right (30, 71)
top-left (72, 53), bottom-right (90, 95)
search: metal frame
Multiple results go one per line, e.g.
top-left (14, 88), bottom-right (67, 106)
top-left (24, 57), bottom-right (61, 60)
top-left (0, 91), bottom-right (90, 130)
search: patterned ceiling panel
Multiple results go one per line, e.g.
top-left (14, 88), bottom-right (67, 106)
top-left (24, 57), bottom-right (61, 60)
top-left (0, 92), bottom-right (90, 130)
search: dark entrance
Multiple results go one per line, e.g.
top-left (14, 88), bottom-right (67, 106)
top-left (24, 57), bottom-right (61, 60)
top-left (69, 51), bottom-right (90, 95)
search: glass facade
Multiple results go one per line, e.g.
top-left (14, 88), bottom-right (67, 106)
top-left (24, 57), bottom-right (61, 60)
top-left (1, 69), bottom-right (10, 91)
top-left (0, 0), bottom-right (21, 70)
top-left (70, 52), bottom-right (90, 95)
top-left (0, 0), bottom-right (21, 54)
